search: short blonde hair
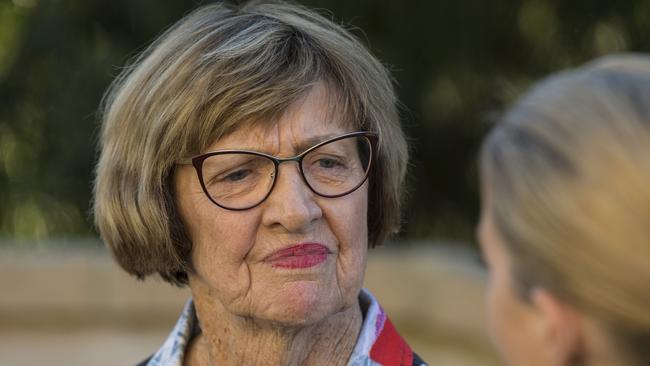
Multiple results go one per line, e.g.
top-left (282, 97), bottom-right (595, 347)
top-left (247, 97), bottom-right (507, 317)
top-left (93, 1), bottom-right (408, 285)
top-left (481, 53), bottom-right (650, 364)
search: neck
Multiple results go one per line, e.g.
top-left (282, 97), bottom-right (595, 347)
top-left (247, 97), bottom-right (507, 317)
top-left (184, 290), bottom-right (363, 366)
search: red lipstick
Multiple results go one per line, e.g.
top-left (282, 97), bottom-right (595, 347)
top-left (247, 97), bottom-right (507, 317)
top-left (264, 243), bottom-right (329, 269)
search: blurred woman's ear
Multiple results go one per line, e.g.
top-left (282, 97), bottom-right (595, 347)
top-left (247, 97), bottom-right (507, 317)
top-left (530, 288), bottom-right (584, 366)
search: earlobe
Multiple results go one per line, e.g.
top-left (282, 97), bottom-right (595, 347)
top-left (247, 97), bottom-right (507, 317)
top-left (530, 287), bottom-right (584, 366)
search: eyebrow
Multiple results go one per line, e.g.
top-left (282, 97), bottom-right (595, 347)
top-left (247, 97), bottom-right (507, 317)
top-left (293, 133), bottom-right (343, 153)
top-left (235, 133), bottom-right (347, 155)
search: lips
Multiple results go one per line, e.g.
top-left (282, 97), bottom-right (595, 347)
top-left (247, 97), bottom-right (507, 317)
top-left (264, 243), bottom-right (330, 269)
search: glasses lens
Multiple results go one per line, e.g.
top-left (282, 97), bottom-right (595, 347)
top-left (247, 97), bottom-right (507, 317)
top-left (302, 135), bottom-right (373, 197)
top-left (200, 153), bottom-right (275, 209)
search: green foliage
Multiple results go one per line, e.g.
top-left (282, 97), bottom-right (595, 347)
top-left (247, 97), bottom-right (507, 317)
top-left (0, 0), bottom-right (649, 243)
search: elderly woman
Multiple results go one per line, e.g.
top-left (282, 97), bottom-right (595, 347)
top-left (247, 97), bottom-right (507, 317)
top-left (478, 54), bottom-right (650, 366)
top-left (94, 2), bottom-right (426, 366)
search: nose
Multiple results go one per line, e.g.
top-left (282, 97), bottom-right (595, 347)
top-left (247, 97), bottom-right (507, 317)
top-left (261, 162), bottom-right (322, 233)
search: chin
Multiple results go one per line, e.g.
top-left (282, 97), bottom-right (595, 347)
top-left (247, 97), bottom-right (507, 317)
top-left (259, 281), bottom-right (343, 327)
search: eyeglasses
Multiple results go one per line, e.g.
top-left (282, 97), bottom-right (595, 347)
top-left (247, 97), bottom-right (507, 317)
top-left (179, 131), bottom-right (378, 211)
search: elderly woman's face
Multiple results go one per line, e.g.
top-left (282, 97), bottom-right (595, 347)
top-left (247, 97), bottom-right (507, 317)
top-left (174, 84), bottom-right (368, 325)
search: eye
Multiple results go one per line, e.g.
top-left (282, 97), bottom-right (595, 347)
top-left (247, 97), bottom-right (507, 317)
top-left (317, 157), bottom-right (344, 169)
top-left (223, 169), bottom-right (252, 182)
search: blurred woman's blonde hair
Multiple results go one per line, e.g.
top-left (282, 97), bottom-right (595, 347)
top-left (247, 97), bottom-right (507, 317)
top-left (480, 53), bottom-right (650, 364)
top-left (93, 1), bottom-right (408, 286)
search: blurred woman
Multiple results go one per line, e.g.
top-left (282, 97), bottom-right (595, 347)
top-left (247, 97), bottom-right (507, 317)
top-left (94, 1), bottom-right (426, 365)
top-left (478, 54), bottom-right (650, 366)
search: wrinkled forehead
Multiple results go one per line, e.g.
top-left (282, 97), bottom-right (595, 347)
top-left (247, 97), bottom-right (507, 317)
top-left (204, 83), bottom-right (356, 153)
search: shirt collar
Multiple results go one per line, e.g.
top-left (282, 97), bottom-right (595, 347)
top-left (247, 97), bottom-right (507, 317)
top-left (146, 288), bottom-right (387, 366)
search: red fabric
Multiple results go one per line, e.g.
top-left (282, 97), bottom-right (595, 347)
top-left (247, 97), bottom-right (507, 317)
top-left (369, 317), bottom-right (413, 366)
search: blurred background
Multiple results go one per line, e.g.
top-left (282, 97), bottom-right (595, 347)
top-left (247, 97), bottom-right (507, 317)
top-left (1, 0), bottom-right (649, 365)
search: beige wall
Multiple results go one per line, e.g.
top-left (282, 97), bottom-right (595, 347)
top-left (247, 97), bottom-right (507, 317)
top-left (0, 242), bottom-right (499, 366)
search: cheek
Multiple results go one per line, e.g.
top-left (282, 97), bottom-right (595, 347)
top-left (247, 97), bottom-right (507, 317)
top-left (175, 168), bottom-right (255, 277)
top-left (486, 271), bottom-right (544, 366)
top-left (486, 273), bottom-right (507, 343)
top-left (332, 186), bottom-right (367, 247)
top-left (327, 187), bottom-right (369, 286)
top-left (486, 269), bottom-right (522, 362)
top-left (188, 207), bottom-right (259, 278)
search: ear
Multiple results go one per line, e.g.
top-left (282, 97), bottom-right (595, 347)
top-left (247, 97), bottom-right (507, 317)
top-left (530, 287), bottom-right (584, 366)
